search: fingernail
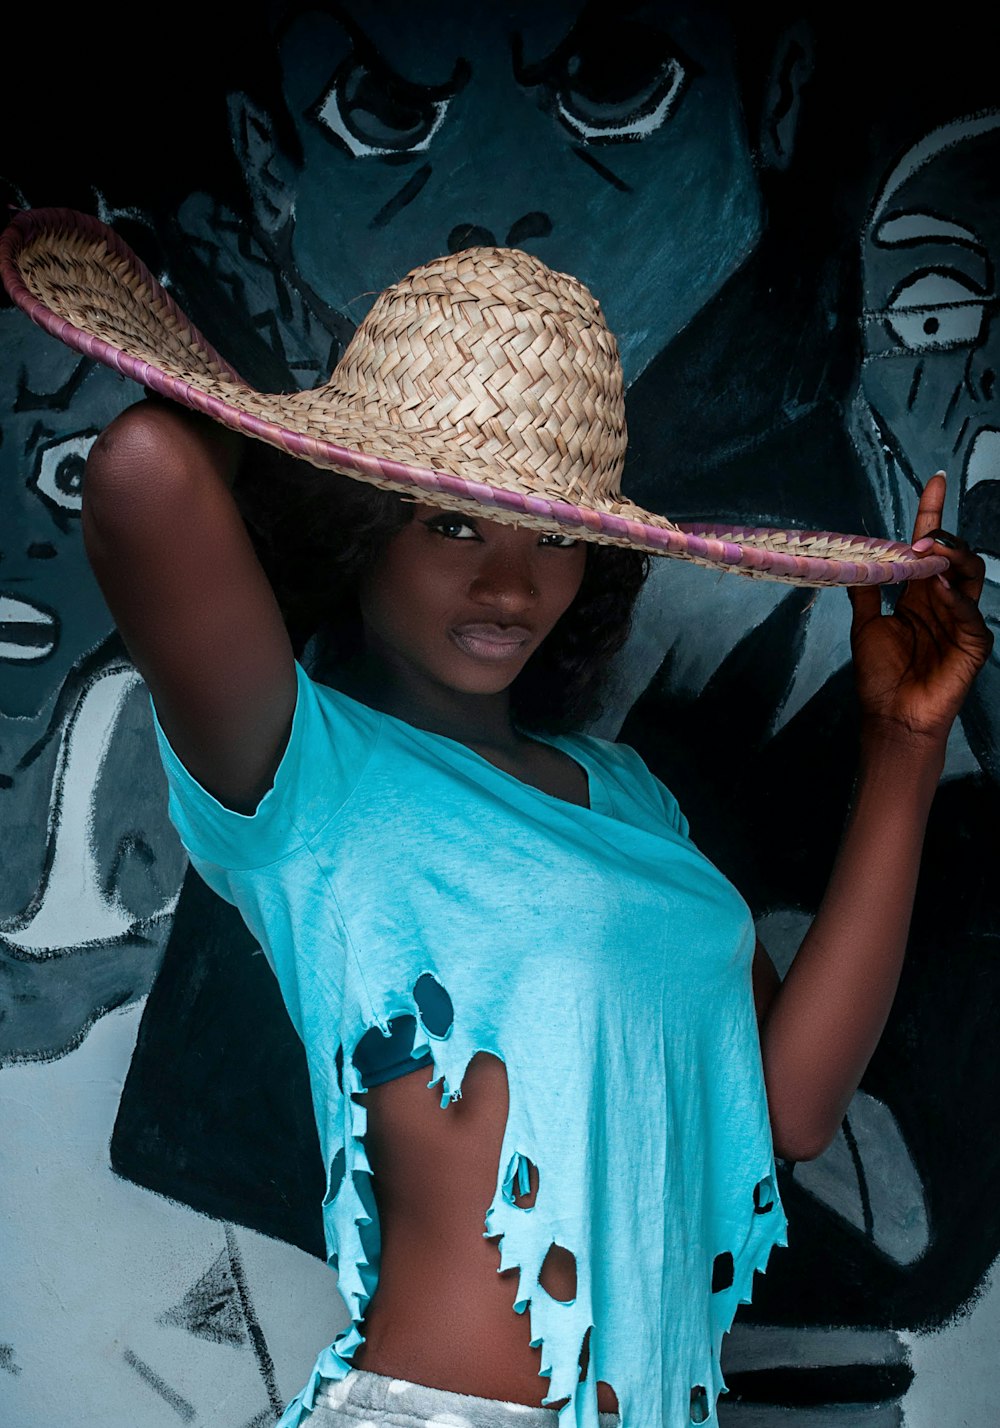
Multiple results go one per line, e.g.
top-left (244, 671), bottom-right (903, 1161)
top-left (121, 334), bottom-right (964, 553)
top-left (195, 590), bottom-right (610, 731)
top-left (911, 536), bottom-right (935, 552)
top-left (937, 574), bottom-right (951, 590)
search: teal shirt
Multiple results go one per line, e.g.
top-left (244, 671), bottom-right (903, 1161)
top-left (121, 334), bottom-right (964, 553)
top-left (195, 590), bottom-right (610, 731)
top-left (151, 662), bottom-right (786, 1428)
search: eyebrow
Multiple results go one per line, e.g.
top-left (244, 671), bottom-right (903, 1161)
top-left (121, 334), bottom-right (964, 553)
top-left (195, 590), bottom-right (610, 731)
top-left (15, 354), bottom-right (92, 415)
top-left (335, 2), bottom-right (468, 91)
top-left (874, 211), bottom-right (986, 251)
top-left (514, 0), bottom-right (653, 67)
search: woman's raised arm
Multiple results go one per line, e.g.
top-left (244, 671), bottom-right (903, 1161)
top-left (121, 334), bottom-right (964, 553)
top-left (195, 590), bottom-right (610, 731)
top-left (754, 474), bottom-right (992, 1161)
top-left (82, 398), bottom-right (297, 813)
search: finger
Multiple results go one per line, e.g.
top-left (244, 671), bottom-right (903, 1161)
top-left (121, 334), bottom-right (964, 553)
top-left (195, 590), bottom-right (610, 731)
top-left (910, 471), bottom-right (948, 544)
top-left (895, 568), bottom-right (956, 646)
top-left (928, 576), bottom-right (994, 650)
top-left (911, 529), bottom-right (986, 602)
top-left (847, 582), bottom-right (882, 630)
top-left (941, 545), bottom-right (985, 602)
top-left (934, 570), bottom-right (990, 621)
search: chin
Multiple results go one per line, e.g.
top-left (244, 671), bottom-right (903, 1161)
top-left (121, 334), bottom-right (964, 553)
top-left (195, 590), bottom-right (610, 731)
top-left (447, 668), bottom-right (522, 697)
top-left (435, 656), bottom-right (527, 697)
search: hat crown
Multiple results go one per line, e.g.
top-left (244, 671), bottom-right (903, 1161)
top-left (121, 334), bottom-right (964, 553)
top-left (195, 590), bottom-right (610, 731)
top-left (322, 247), bottom-right (627, 503)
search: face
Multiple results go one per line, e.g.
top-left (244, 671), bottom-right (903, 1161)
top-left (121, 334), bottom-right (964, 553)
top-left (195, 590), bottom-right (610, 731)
top-left (358, 505), bottom-right (587, 698)
top-left (859, 117), bottom-right (1000, 777)
top-left (861, 121), bottom-right (1000, 553)
top-left (246, 0), bottom-right (765, 383)
top-left (0, 315), bottom-right (132, 720)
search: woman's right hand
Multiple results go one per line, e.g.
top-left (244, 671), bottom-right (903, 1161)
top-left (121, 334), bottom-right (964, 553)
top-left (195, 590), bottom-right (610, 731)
top-left (847, 472), bottom-right (992, 751)
top-left (83, 398), bottom-right (297, 812)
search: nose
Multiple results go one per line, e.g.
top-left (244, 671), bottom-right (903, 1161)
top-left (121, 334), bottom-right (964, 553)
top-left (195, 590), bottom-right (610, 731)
top-left (468, 539), bottom-right (538, 615)
top-left (447, 213), bottom-right (553, 254)
top-left (448, 223), bottom-right (496, 251)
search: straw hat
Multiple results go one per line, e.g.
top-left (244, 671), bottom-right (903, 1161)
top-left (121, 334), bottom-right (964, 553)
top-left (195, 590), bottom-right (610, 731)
top-left (1, 207), bottom-right (944, 586)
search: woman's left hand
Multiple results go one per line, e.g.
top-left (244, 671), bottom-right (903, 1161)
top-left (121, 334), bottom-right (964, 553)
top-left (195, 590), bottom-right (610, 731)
top-left (847, 472), bottom-right (993, 748)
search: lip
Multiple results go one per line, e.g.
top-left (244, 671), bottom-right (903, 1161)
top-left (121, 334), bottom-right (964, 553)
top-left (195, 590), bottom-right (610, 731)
top-left (0, 594), bottom-right (60, 662)
top-left (449, 623), bottom-right (533, 662)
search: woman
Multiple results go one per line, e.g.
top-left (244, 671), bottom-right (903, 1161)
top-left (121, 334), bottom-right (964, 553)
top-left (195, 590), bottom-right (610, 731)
top-left (2, 216), bottom-right (990, 1428)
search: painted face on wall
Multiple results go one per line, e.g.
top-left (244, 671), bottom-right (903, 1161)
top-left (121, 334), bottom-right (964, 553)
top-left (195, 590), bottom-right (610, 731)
top-left (0, 313), bottom-right (131, 720)
top-left (859, 115), bottom-right (1000, 777)
top-left (237, 0), bottom-right (767, 383)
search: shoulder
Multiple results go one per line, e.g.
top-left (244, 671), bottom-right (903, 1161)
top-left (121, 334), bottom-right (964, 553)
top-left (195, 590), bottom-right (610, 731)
top-left (151, 663), bottom-right (385, 871)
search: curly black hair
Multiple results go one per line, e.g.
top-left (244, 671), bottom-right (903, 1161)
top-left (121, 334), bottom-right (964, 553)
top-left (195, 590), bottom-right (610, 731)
top-left (234, 441), bottom-right (649, 733)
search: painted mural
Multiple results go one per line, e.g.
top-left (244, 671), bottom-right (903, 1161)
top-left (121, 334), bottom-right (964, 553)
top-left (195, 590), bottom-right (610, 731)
top-left (2, 4), bottom-right (997, 1425)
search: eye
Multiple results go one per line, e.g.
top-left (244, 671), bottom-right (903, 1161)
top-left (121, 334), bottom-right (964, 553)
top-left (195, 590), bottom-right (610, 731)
top-left (539, 531), bottom-right (580, 548)
top-left (882, 270), bottom-right (989, 352)
top-left (29, 431), bottom-right (98, 515)
top-left (424, 513), bottom-right (480, 540)
top-left (515, 16), bottom-right (692, 145)
top-left (313, 52), bottom-right (468, 158)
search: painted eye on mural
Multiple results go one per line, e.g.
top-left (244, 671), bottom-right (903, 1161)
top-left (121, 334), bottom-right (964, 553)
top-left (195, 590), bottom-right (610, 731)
top-left (313, 53), bottom-right (470, 158)
top-left (514, 17), bottom-right (692, 144)
top-left (883, 270), bottom-right (989, 352)
top-left (29, 432), bottom-right (98, 516)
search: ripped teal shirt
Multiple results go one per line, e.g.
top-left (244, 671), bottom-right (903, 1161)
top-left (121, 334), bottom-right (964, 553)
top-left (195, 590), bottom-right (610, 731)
top-left (150, 662), bottom-right (787, 1428)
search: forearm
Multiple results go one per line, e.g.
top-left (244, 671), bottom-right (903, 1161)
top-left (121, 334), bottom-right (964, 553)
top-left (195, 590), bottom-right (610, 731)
top-left (759, 724), bottom-right (945, 1160)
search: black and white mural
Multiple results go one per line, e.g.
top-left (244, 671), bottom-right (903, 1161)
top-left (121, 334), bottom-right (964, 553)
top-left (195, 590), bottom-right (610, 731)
top-left (2, 5), bottom-right (997, 1424)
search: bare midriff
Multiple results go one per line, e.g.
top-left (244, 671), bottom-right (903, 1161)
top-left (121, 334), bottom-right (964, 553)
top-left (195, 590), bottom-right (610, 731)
top-left (351, 1051), bottom-right (620, 1415)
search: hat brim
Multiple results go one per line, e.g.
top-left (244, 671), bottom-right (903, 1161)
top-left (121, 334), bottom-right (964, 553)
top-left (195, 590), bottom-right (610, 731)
top-left (1, 208), bottom-right (947, 587)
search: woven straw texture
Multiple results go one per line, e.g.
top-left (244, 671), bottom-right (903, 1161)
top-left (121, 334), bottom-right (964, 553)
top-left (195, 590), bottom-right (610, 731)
top-left (0, 209), bottom-right (946, 587)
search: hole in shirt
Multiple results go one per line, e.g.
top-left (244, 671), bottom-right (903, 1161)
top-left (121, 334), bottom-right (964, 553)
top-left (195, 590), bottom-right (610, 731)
top-left (503, 1152), bottom-right (539, 1208)
top-left (327, 1146), bottom-right (346, 1202)
top-left (539, 1242), bottom-right (577, 1304)
top-left (578, 1325), bottom-right (592, 1381)
top-left (413, 972), bottom-right (454, 1037)
top-left (551, 1390), bottom-right (621, 1416)
top-left (553, 1330), bottom-right (619, 1413)
top-left (753, 1175), bottom-right (775, 1214)
top-left (351, 1014), bottom-right (426, 1087)
top-left (711, 1251), bottom-right (734, 1292)
top-left (335, 1044), bottom-right (344, 1094)
top-left (597, 1382), bottom-right (620, 1412)
top-left (690, 1384), bottom-right (710, 1423)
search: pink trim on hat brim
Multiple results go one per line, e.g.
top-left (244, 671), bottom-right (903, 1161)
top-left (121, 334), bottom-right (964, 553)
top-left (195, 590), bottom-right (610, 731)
top-left (0, 207), bottom-right (247, 386)
top-left (1, 208), bottom-right (949, 587)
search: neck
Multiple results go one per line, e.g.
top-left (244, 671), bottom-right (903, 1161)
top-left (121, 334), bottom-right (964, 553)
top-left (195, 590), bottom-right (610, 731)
top-left (334, 642), bottom-right (521, 752)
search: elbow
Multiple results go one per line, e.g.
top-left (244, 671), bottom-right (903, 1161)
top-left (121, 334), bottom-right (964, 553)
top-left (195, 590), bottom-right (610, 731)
top-left (83, 405), bottom-right (163, 530)
top-left (771, 1128), bottom-right (834, 1164)
top-left (85, 400), bottom-right (237, 517)
top-left (769, 1108), bottom-right (842, 1164)
top-left (761, 1045), bottom-right (854, 1163)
